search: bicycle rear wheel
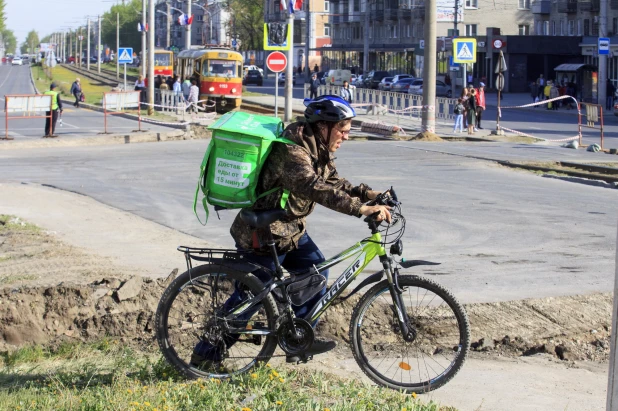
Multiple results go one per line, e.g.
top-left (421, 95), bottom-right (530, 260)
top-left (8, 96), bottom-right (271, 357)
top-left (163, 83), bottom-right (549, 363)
top-left (350, 275), bottom-right (470, 393)
top-left (155, 264), bottom-right (279, 379)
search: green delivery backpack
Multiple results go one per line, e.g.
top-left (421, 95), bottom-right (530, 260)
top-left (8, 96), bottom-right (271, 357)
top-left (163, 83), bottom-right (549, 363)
top-left (193, 111), bottom-right (294, 224)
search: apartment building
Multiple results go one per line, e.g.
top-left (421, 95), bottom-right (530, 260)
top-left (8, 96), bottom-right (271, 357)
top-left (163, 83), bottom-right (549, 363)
top-left (154, 0), bottom-right (230, 50)
top-left (264, 0), bottom-right (332, 71)
top-left (532, 0), bottom-right (618, 81)
top-left (320, 0), bottom-right (532, 75)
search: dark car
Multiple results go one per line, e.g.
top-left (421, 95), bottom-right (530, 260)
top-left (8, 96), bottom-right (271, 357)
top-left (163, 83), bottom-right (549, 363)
top-left (243, 69), bottom-right (263, 86)
top-left (364, 70), bottom-right (390, 89)
top-left (391, 77), bottom-right (416, 93)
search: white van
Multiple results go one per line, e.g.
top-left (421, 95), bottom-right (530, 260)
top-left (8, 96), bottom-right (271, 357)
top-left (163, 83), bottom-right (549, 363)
top-left (327, 69), bottom-right (352, 86)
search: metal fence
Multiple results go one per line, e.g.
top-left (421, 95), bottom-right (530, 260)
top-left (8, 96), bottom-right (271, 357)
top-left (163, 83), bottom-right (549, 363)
top-left (153, 90), bottom-right (186, 114)
top-left (305, 85), bottom-right (456, 121)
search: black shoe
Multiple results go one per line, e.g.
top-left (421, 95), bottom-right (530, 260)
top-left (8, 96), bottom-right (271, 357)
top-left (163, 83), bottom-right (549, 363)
top-left (286, 337), bottom-right (336, 363)
top-left (478, 126), bottom-right (483, 129)
top-left (190, 353), bottom-right (228, 373)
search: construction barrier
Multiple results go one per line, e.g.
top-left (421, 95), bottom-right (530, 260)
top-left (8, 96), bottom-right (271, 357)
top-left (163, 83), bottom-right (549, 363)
top-left (580, 103), bottom-right (604, 149)
top-left (3, 94), bottom-right (53, 140)
top-left (102, 91), bottom-right (142, 134)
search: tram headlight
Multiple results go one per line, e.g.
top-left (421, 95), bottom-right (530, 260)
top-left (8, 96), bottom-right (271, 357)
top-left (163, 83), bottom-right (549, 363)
top-left (209, 87), bottom-right (215, 92)
top-left (231, 88), bottom-right (237, 93)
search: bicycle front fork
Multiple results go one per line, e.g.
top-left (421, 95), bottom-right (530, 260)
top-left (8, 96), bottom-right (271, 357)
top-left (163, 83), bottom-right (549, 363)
top-left (383, 260), bottom-right (416, 343)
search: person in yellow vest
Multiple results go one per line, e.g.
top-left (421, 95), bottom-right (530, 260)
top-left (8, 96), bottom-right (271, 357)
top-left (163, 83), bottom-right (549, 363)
top-left (44, 83), bottom-right (63, 137)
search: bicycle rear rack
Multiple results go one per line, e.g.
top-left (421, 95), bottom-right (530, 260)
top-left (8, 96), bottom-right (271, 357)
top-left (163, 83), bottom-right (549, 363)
top-left (177, 246), bottom-right (267, 274)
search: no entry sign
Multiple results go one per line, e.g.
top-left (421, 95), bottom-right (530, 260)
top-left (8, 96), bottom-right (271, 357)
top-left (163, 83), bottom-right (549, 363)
top-left (266, 51), bottom-right (287, 73)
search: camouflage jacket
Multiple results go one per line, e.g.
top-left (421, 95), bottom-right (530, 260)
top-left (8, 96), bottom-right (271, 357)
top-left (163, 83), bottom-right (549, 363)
top-left (230, 120), bottom-right (372, 254)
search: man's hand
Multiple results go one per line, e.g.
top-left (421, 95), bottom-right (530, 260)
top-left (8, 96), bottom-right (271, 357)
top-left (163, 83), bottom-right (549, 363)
top-left (360, 204), bottom-right (391, 223)
top-left (366, 190), bottom-right (381, 200)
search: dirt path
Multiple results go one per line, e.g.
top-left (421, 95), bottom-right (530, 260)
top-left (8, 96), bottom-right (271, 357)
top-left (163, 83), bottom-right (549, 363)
top-left (0, 182), bottom-right (611, 410)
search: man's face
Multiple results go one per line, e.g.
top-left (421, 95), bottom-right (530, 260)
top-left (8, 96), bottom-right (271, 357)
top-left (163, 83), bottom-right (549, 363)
top-left (323, 122), bottom-right (351, 153)
top-left (343, 81), bottom-right (348, 87)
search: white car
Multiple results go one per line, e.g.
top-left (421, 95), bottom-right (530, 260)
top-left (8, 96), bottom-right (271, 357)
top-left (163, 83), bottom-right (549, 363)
top-left (11, 57), bottom-right (22, 66)
top-left (278, 72), bottom-right (296, 86)
top-left (244, 64), bottom-right (264, 76)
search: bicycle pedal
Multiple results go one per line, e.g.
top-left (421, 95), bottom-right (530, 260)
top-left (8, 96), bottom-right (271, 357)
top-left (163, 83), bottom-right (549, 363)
top-left (296, 355), bottom-right (312, 365)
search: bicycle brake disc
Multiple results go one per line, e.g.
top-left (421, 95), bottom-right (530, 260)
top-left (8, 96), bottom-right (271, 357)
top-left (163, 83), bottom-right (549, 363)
top-left (277, 318), bottom-right (314, 355)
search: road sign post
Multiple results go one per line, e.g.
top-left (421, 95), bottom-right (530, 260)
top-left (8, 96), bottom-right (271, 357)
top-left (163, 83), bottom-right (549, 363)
top-left (491, 50), bottom-right (508, 136)
top-left (266, 51), bottom-right (287, 117)
top-left (118, 47), bottom-right (134, 92)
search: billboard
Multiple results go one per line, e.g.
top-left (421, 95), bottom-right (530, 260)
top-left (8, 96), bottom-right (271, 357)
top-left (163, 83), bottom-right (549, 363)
top-left (437, 0), bottom-right (464, 23)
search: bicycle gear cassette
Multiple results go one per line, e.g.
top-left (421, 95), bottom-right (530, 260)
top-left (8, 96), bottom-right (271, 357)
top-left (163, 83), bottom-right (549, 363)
top-left (277, 318), bottom-right (314, 355)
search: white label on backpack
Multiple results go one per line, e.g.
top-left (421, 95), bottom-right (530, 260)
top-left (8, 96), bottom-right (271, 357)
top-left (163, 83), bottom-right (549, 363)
top-left (214, 158), bottom-right (252, 188)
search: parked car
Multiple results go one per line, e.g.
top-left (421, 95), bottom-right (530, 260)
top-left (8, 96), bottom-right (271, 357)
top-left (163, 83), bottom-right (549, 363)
top-left (408, 79), bottom-right (452, 97)
top-left (243, 69), bottom-right (263, 86)
top-left (391, 78), bottom-right (416, 93)
top-left (326, 69), bottom-right (352, 86)
top-left (391, 74), bottom-right (413, 84)
top-left (278, 72), bottom-right (296, 86)
top-left (352, 74), bottom-right (364, 87)
top-left (378, 77), bottom-right (394, 91)
top-left (364, 70), bottom-right (390, 89)
top-left (244, 64), bottom-right (264, 76)
top-left (11, 57), bottom-right (22, 66)
top-left (67, 56), bottom-right (76, 63)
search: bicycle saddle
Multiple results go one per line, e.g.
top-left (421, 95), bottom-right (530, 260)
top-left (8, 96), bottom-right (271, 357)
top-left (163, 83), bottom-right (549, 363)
top-left (240, 209), bottom-right (287, 228)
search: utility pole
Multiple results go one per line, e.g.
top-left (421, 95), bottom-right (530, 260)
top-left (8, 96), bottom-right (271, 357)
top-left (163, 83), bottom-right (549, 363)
top-left (116, 12), bottom-right (120, 79)
top-left (97, 15), bottom-right (102, 73)
top-left (607, 225), bottom-right (618, 410)
top-left (363, 0), bottom-right (369, 76)
top-left (419, 0), bottom-right (437, 136)
top-left (87, 18), bottom-right (91, 70)
top-left (166, 2), bottom-right (171, 49)
top-left (305, 1), bottom-right (311, 82)
top-left (148, 0), bottom-right (155, 115)
top-left (69, 30), bottom-right (72, 63)
top-left (78, 29), bottom-right (82, 68)
top-left (186, 0), bottom-right (192, 50)
top-left (285, 12), bottom-right (294, 121)
top-left (599, 0), bottom-right (608, 107)
top-left (142, 0), bottom-right (147, 77)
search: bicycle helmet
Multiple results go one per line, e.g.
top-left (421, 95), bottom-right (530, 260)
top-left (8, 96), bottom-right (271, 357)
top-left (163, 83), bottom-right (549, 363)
top-left (303, 95), bottom-right (356, 123)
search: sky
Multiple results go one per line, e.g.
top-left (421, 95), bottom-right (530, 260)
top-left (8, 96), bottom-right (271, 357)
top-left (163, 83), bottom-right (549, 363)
top-left (7, 0), bottom-right (117, 44)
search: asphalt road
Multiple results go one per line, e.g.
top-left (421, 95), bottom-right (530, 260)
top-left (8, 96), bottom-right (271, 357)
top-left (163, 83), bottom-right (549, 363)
top-left (248, 78), bottom-right (618, 146)
top-left (0, 139), bottom-right (615, 305)
top-left (0, 64), bottom-right (177, 140)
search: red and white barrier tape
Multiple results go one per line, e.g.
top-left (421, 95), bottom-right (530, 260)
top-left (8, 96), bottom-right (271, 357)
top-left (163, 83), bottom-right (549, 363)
top-left (498, 95), bottom-right (580, 117)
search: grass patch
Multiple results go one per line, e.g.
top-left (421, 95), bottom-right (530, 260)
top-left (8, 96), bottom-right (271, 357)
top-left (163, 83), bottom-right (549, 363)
top-left (100, 62), bottom-right (141, 77)
top-left (0, 215), bottom-right (40, 233)
top-left (31, 65), bottom-right (112, 105)
top-left (0, 340), bottom-right (456, 411)
top-left (243, 90), bottom-right (270, 97)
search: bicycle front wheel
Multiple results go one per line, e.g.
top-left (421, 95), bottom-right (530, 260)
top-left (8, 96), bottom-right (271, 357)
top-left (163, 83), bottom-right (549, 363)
top-left (155, 264), bottom-right (279, 380)
top-left (350, 275), bottom-right (470, 393)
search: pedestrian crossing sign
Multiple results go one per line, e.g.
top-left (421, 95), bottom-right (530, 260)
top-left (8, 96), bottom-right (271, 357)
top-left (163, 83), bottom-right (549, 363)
top-left (453, 38), bottom-right (476, 63)
top-left (118, 47), bottom-right (133, 64)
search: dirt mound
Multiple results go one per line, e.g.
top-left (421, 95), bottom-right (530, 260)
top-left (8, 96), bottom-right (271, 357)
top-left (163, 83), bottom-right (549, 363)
top-left (408, 131), bottom-right (444, 142)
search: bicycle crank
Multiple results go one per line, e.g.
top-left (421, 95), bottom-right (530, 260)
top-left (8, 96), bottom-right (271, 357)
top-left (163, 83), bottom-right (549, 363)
top-left (277, 318), bottom-right (314, 355)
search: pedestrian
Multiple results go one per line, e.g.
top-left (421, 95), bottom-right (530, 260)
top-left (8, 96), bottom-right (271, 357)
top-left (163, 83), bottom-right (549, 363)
top-left (544, 81), bottom-right (552, 109)
top-left (537, 74), bottom-right (545, 99)
top-left (173, 76), bottom-right (183, 96)
top-left (43, 82), bottom-right (62, 137)
top-left (155, 75), bottom-right (163, 89)
top-left (340, 80), bottom-right (353, 103)
top-left (166, 76), bottom-right (174, 89)
top-left (566, 82), bottom-right (576, 110)
top-left (467, 88), bottom-right (477, 135)
top-left (310, 73), bottom-right (320, 99)
top-left (476, 82), bottom-right (486, 129)
top-left (186, 79), bottom-right (199, 113)
top-left (297, 65), bottom-right (302, 76)
top-left (70, 78), bottom-right (82, 108)
top-left (445, 73), bottom-right (451, 86)
top-left (467, 72), bottom-right (473, 86)
top-left (530, 81), bottom-right (539, 104)
top-left (182, 77), bottom-right (191, 101)
top-left (314, 64), bottom-right (319, 73)
top-left (549, 81), bottom-right (559, 110)
top-left (606, 79), bottom-right (615, 110)
top-left (159, 76), bottom-right (169, 90)
top-left (460, 88), bottom-right (469, 129)
top-left (453, 98), bottom-right (465, 133)
top-left (134, 75), bottom-right (146, 103)
top-left (468, 85), bottom-right (477, 131)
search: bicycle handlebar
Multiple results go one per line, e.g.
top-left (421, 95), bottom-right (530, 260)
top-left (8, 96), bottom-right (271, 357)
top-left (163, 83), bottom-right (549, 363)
top-left (363, 186), bottom-right (400, 224)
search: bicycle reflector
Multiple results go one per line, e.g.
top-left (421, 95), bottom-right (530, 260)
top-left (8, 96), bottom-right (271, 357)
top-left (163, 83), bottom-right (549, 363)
top-left (390, 239), bottom-right (403, 256)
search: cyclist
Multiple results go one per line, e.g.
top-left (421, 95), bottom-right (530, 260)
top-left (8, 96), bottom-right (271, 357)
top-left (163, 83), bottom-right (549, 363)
top-left (192, 95), bottom-right (391, 367)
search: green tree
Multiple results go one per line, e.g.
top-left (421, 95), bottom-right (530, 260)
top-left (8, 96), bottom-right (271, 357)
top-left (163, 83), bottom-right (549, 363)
top-left (227, 0), bottom-right (264, 51)
top-left (101, 0), bottom-right (143, 53)
top-left (21, 30), bottom-right (39, 55)
top-left (2, 29), bottom-right (15, 54)
top-left (0, 0), bottom-right (6, 33)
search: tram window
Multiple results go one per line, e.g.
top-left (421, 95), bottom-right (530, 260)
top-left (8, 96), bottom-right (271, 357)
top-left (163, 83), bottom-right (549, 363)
top-left (154, 53), bottom-right (171, 66)
top-left (203, 60), bottom-right (238, 78)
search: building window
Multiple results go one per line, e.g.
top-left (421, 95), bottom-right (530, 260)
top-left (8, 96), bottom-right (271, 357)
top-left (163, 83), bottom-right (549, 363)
top-left (613, 17), bottom-right (617, 35)
top-left (324, 24), bottom-right (330, 36)
top-left (518, 24), bottom-right (529, 35)
top-left (568, 20), bottom-right (574, 36)
top-left (518, 0), bottom-right (530, 9)
top-left (465, 0), bottom-right (478, 8)
top-left (577, 19), bottom-right (582, 35)
top-left (324, 0), bottom-right (329, 11)
top-left (354, 0), bottom-right (360, 12)
top-left (197, 27), bottom-right (202, 34)
top-left (551, 21), bottom-right (556, 36)
top-left (465, 24), bottom-right (477, 36)
top-left (407, 24), bottom-right (411, 37)
top-left (592, 20), bottom-right (599, 36)
top-left (543, 21), bottom-right (549, 35)
top-left (196, 14), bottom-right (203, 21)
top-left (583, 19), bottom-right (589, 36)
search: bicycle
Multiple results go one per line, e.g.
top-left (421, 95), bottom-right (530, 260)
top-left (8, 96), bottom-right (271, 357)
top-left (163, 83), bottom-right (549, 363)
top-left (155, 187), bottom-right (470, 393)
